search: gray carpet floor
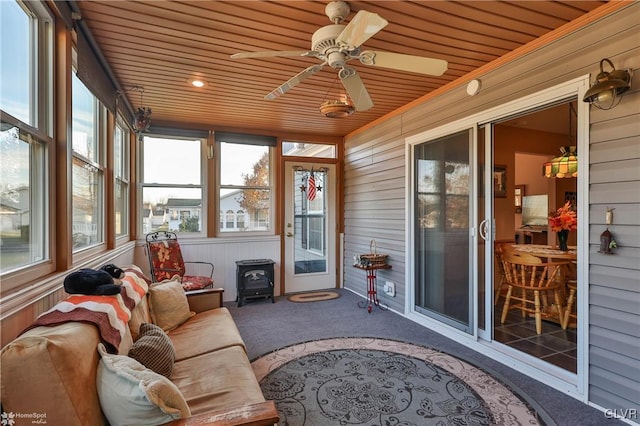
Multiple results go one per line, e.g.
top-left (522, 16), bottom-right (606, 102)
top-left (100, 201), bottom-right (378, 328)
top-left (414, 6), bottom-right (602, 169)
top-left (225, 289), bottom-right (622, 426)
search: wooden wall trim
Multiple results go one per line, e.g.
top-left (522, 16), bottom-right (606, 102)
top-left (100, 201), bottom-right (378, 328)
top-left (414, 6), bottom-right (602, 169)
top-left (346, 1), bottom-right (633, 140)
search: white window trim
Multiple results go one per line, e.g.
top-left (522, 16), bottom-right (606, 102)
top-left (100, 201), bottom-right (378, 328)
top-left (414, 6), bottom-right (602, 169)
top-left (404, 76), bottom-right (591, 401)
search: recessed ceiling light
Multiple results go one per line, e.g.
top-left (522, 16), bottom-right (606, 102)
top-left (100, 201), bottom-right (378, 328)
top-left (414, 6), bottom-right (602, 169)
top-left (190, 79), bottom-right (205, 88)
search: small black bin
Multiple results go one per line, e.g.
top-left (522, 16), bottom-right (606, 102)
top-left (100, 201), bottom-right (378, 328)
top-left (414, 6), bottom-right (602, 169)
top-left (235, 259), bottom-right (275, 307)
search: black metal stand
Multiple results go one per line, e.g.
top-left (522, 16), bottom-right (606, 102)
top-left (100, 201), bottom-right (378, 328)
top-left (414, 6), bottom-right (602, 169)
top-left (353, 264), bottom-right (391, 313)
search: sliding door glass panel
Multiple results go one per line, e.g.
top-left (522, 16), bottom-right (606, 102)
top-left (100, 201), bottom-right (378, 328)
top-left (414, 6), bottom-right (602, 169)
top-left (414, 130), bottom-right (472, 332)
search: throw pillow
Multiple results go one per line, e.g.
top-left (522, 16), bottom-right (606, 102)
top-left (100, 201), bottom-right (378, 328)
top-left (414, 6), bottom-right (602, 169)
top-left (148, 279), bottom-right (193, 331)
top-left (128, 323), bottom-right (176, 377)
top-left (96, 343), bottom-right (190, 425)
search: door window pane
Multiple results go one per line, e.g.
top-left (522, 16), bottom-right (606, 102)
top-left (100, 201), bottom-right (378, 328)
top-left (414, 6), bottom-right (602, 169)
top-left (414, 130), bottom-right (471, 331)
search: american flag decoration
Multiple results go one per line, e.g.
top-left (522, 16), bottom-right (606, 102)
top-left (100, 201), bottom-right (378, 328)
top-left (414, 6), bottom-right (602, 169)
top-left (307, 173), bottom-right (316, 201)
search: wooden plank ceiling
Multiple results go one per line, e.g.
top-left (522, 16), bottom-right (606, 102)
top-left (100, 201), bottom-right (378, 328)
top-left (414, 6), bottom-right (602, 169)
top-left (74, 1), bottom-right (605, 138)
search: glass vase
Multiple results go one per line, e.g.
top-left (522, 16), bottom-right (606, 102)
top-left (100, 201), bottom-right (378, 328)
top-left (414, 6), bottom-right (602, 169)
top-left (557, 230), bottom-right (569, 251)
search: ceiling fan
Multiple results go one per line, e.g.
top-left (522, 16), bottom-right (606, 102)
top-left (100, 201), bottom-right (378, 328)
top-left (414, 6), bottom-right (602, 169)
top-left (231, 1), bottom-right (448, 112)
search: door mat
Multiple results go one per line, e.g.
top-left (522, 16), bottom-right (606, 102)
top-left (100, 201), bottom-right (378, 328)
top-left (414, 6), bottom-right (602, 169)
top-left (287, 291), bottom-right (340, 303)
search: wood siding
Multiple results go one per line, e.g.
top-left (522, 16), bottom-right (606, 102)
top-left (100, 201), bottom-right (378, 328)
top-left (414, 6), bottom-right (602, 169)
top-left (343, 3), bottom-right (639, 413)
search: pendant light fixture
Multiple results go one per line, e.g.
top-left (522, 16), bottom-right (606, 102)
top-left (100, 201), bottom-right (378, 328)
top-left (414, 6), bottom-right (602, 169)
top-left (319, 76), bottom-right (355, 118)
top-left (543, 103), bottom-right (578, 178)
top-left (132, 86), bottom-right (152, 135)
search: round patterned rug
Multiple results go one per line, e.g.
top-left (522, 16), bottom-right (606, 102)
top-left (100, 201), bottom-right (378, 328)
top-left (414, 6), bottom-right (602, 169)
top-left (252, 338), bottom-right (549, 426)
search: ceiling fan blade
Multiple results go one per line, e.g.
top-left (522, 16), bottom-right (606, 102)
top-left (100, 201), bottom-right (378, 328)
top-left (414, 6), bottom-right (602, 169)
top-left (360, 51), bottom-right (448, 76)
top-left (336, 10), bottom-right (388, 51)
top-left (339, 67), bottom-right (374, 111)
top-left (231, 50), bottom-right (316, 59)
top-left (264, 64), bottom-right (325, 100)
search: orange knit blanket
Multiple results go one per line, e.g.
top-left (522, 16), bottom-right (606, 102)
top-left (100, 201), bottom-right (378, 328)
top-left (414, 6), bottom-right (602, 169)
top-left (22, 266), bottom-right (149, 353)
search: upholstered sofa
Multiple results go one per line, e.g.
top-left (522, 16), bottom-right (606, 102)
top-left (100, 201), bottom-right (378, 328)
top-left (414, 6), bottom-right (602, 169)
top-left (0, 266), bottom-right (278, 426)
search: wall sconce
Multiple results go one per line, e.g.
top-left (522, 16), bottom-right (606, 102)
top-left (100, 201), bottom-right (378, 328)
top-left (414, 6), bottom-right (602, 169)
top-left (583, 58), bottom-right (631, 110)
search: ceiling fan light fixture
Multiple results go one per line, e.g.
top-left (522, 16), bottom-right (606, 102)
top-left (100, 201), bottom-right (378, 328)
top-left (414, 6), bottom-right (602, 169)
top-left (319, 99), bottom-right (355, 118)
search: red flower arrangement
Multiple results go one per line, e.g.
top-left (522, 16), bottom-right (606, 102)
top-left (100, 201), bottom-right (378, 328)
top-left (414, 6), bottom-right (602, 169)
top-left (548, 201), bottom-right (577, 232)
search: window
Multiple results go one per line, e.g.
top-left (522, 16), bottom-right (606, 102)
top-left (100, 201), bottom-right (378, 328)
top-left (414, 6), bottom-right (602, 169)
top-left (306, 173), bottom-right (325, 254)
top-left (141, 136), bottom-right (203, 235)
top-left (219, 142), bottom-right (272, 233)
top-left (225, 210), bottom-right (234, 229)
top-left (72, 72), bottom-right (105, 251)
top-left (114, 118), bottom-right (129, 237)
top-left (0, 128), bottom-right (48, 274)
top-left (282, 141), bottom-right (336, 158)
top-left (1, 1), bottom-right (33, 125)
top-left (236, 210), bottom-right (245, 229)
top-left (1, 1), bottom-right (53, 278)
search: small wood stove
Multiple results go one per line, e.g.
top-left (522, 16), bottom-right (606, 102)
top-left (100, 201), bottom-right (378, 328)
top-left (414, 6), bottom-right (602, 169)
top-left (235, 259), bottom-right (275, 307)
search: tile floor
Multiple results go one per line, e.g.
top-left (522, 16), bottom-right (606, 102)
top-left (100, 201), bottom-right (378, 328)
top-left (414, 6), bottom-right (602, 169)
top-left (494, 309), bottom-right (577, 373)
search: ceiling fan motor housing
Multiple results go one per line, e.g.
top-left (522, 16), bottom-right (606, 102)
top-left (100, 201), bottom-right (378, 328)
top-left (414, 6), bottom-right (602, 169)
top-left (312, 25), bottom-right (348, 68)
top-left (325, 1), bottom-right (350, 24)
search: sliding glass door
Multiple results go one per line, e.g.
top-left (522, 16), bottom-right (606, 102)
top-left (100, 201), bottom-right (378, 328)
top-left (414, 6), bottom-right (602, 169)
top-left (414, 129), bottom-right (473, 332)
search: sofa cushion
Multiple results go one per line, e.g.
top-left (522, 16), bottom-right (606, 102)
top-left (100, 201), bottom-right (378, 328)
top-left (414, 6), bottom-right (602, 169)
top-left (129, 296), bottom-right (152, 340)
top-left (128, 323), bottom-right (175, 377)
top-left (0, 323), bottom-right (104, 426)
top-left (149, 279), bottom-right (193, 331)
top-left (171, 345), bottom-right (265, 415)
top-left (97, 343), bottom-right (190, 425)
top-left (168, 307), bottom-right (246, 362)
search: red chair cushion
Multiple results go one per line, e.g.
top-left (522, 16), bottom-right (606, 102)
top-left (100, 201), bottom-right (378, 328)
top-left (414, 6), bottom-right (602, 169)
top-left (182, 276), bottom-right (213, 291)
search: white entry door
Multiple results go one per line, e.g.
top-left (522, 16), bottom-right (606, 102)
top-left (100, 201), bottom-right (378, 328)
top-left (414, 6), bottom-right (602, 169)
top-left (284, 161), bottom-right (336, 293)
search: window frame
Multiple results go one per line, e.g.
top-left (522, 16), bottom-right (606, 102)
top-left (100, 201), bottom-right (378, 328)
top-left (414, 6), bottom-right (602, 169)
top-left (114, 115), bottom-right (130, 240)
top-left (139, 134), bottom-right (206, 237)
top-left (0, 0), bottom-right (54, 289)
top-left (71, 70), bottom-right (107, 254)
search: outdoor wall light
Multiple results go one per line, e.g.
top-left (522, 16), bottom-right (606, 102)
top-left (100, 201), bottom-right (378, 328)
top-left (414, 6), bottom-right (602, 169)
top-left (583, 58), bottom-right (632, 110)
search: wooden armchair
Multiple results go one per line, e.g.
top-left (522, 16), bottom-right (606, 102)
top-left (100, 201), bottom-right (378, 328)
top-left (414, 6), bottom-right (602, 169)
top-left (500, 252), bottom-right (568, 334)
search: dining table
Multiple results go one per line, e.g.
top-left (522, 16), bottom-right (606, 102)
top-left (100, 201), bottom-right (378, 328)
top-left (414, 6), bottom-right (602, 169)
top-left (511, 244), bottom-right (576, 260)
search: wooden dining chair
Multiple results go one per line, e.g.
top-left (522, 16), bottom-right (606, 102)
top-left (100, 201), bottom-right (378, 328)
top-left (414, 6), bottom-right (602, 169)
top-left (562, 261), bottom-right (578, 330)
top-left (494, 240), bottom-right (514, 306)
top-left (500, 252), bottom-right (568, 334)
